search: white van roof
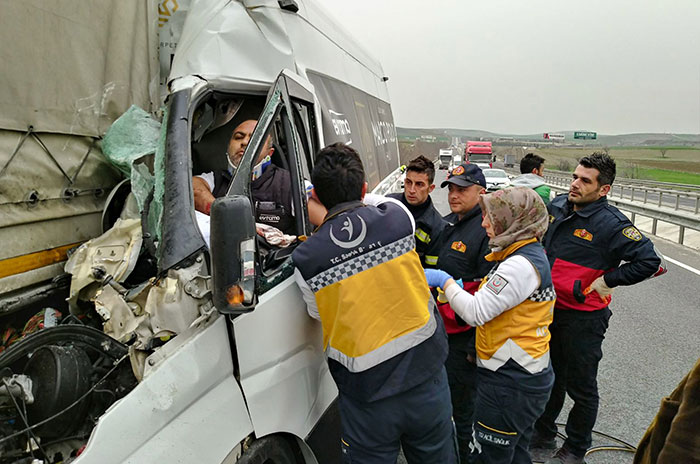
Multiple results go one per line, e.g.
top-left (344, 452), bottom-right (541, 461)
top-left (169, 0), bottom-right (390, 102)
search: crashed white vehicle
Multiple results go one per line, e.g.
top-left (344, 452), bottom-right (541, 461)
top-left (0, 1), bottom-right (401, 462)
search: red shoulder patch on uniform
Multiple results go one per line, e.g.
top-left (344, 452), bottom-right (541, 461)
top-left (573, 228), bottom-right (593, 241)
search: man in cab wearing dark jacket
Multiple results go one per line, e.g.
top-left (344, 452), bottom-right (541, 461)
top-left (531, 153), bottom-right (666, 464)
top-left (193, 120), bottom-right (297, 234)
top-left (388, 155), bottom-right (446, 267)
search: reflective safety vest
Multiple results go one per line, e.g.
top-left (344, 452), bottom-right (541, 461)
top-left (477, 240), bottom-right (555, 374)
top-left (293, 198), bottom-right (447, 400)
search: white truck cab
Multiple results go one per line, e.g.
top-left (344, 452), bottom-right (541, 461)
top-left (0, 1), bottom-right (402, 462)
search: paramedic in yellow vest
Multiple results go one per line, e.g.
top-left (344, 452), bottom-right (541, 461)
top-left (293, 143), bottom-right (456, 464)
top-left (425, 187), bottom-right (555, 464)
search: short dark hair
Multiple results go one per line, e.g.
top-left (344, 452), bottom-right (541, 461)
top-left (312, 143), bottom-right (366, 209)
top-left (579, 152), bottom-right (616, 186)
top-left (406, 155), bottom-right (436, 184)
top-left (520, 153), bottom-right (545, 174)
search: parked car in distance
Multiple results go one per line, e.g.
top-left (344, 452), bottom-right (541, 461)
top-left (474, 162), bottom-right (491, 170)
top-left (483, 168), bottom-right (511, 191)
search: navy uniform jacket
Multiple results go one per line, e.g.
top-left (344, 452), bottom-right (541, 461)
top-left (435, 205), bottom-right (493, 289)
top-left (432, 204), bottom-right (493, 334)
top-left (387, 192), bottom-right (446, 267)
top-left (543, 194), bottom-right (664, 311)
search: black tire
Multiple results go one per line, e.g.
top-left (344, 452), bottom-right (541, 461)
top-left (237, 436), bottom-right (299, 464)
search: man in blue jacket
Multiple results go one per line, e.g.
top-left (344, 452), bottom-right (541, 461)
top-left (532, 153), bottom-right (666, 464)
top-left (292, 143), bottom-right (456, 464)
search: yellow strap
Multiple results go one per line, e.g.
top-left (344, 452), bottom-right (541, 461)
top-left (0, 242), bottom-right (83, 279)
top-left (477, 421), bottom-right (518, 436)
top-left (424, 255), bottom-right (438, 265)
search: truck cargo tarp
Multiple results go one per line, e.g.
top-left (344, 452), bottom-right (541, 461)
top-left (0, 0), bottom-right (159, 137)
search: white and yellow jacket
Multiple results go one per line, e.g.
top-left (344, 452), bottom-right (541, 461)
top-left (444, 238), bottom-right (555, 375)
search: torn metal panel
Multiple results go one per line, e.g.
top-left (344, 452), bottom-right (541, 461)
top-left (95, 285), bottom-right (150, 345)
top-left (65, 218), bottom-right (143, 312)
top-left (143, 258), bottom-right (210, 342)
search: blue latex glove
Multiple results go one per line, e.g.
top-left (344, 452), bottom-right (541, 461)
top-left (424, 269), bottom-right (453, 289)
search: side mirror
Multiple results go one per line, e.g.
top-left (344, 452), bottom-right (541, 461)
top-left (210, 195), bottom-right (257, 314)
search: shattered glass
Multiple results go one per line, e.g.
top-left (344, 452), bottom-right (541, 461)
top-left (102, 105), bottom-right (161, 176)
top-left (102, 105), bottom-right (161, 220)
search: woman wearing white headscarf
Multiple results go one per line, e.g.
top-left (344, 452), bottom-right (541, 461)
top-left (425, 187), bottom-right (555, 464)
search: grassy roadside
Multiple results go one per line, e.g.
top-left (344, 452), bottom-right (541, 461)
top-left (634, 167), bottom-right (700, 184)
top-left (503, 146), bottom-right (700, 185)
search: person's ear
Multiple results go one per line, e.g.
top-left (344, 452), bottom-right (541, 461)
top-left (599, 184), bottom-right (611, 197)
top-left (360, 182), bottom-right (368, 199)
top-left (429, 184), bottom-right (436, 193)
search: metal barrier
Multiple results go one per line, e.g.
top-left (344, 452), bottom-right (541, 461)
top-left (544, 168), bottom-right (700, 192)
top-left (547, 183), bottom-right (700, 246)
top-left (544, 172), bottom-right (700, 215)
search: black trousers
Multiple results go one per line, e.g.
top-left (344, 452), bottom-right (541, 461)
top-left (534, 308), bottom-right (611, 457)
top-left (471, 369), bottom-right (553, 464)
top-left (446, 330), bottom-right (478, 462)
top-left (338, 366), bottom-right (457, 464)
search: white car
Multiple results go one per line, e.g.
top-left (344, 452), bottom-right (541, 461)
top-left (483, 168), bottom-right (511, 191)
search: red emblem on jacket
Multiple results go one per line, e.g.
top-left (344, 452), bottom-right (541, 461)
top-left (450, 241), bottom-right (467, 252)
top-left (573, 228), bottom-right (593, 241)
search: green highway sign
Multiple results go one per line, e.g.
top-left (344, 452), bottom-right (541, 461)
top-left (574, 131), bottom-right (597, 140)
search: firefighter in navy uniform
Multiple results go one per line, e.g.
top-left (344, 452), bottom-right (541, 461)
top-left (387, 155), bottom-right (446, 267)
top-left (531, 153), bottom-right (666, 464)
top-left (292, 143), bottom-right (456, 464)
top-left (193, 119), bottom-right (296, 235)
top-left (432, 163), bottom-right (493, 462)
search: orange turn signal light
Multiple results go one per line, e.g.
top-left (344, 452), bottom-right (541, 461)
top-left (225, 284), bottom-right (245, 305)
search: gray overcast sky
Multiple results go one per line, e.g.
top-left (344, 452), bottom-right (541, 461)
top-left (323, 0), bottom-right (700, 135)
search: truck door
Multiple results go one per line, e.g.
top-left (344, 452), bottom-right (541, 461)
top-left (227, 70), bottom-right (339, 452)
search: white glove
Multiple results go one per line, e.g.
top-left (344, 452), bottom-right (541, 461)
top-left (584, 276), bottom-right (613, 303)
top-left (255, 223), bottom-right (297, 247)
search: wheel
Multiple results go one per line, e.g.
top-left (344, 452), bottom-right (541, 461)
top-left (237, 435), bottom-right (299, 464)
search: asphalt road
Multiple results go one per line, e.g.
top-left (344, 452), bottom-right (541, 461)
top-left (397, 170), bottom-right (700, 464)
